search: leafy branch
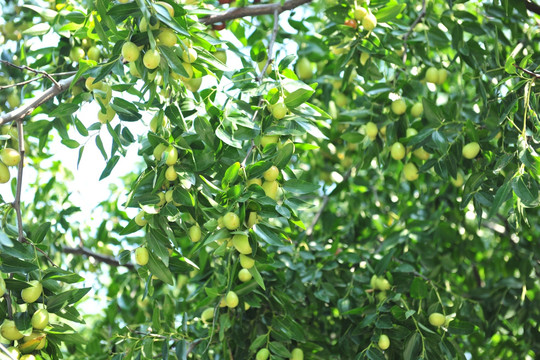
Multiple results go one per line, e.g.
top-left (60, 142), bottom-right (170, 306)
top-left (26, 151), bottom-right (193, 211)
top-left (402, 0), bottom-right (427, 65)
top-left (63, 246), bottom-right (135, 269)
top-left (199, 0), bottom-right (312, 25)
top-left (1, 60), bottom-right (61, 88)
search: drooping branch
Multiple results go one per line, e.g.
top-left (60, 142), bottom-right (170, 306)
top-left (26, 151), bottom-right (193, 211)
top-left (64, 246), bottom-right (135, 269)
top-left (199, 0), bottom-right (312, 25)
top-left (524, 0), bottom-right (540, 15)
top-left (0, 75), bottom-right (75, 125)
top-left (402, 0), bottom-right (427, 65)
top-left (1, 60), bottom-right (61, 88)
top-left (13, 120), bottom-right (25, 244)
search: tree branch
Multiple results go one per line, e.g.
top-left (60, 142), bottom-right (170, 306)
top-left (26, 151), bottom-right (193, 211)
top-left (13, 120), bottom-right (25, 244)
top-left (257, 9), bottom-right (280, 81)
top-left (514, 63), bottom-right (540, 79)
top-left (306, 166), bottom-right (354, 237)
top-left (402, 0), bottom-right (427, 65)
top-left (524, 0), bottom-right (540, 15)
top-left (1, 60), bottom-right (60, 88)
top-left (0, 343), bottom-right (17, 360)
top-left (199, 0), bottom-right (312, 25)
top-left (0, 75), bottom-right (75, 125)
top-left (64, 246), bottom-right (135, 269)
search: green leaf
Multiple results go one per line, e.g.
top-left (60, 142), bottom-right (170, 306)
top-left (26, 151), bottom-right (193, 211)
top-left (410, 277), bottom-right (428, 299)
top-left (248, 265), bottom-right (266, 291)
top-left (222, 162), bottom-right (240, 189)
top-left (252, 224), bottom-right (283, 246)
top-left (146, 250), bottom-right (174, 285)
top-left (488, 180), bottom-right (513, 218)
top-left (268, 342), bottom-right (291, 358)
top-left (366, 348), bottom-right (386, 360)
top-left (447, 320), bottom-right (475, 335)
top-left (282, 180), bottom-right (319, 195)
top-left (99, 155), bottom-right (120, 180)
top-left (403, 332), bottom-right (420, 360)
top-left (46, 288), bottom-right (92, 313)
top-left (512, 175), bottom-right (539, 207)
top-left (273, 142), bottom-right (295, 169)
top-left (375, 1), bottom-right (406, 22)
top-left (61, 139), bottom-right (80, 149)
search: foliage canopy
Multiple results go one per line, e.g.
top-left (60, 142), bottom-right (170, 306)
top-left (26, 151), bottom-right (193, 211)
top-left (0, 0), bottom-right (539, 359)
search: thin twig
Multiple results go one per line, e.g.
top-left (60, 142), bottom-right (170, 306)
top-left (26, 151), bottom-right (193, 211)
top-left (13, 120), bottom-right (25, 244)
top-left (0, 343), bottom-right (17, 360)
top-left (0, 77), bottom-right (41, 90)
top-left (514, 63), bottom-right (540, 79)
top-left (63, 246), bottom-right (135, 269)
top-left (257, 9), bottom-right (281, 82)
top-left (186, 339), bottom-right (203, 356)
top-left (306, 167), bottom-right (354, 237)
top-left (0, 75), bottom-right (75, 125)
top-left (199, 0), bottom-right (312, 25)
top-left (3, 288), bottom-right (13, 319)
top-left (523, 0), bottom-right (540, 15)
top-left (1, 60), bottom-right (60, 88)
top-left (402, 0), bottom-right (427, 65)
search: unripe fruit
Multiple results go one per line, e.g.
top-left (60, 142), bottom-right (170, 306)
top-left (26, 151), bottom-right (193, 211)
top-left (69, 46), bottom-right (85, 62)
top-left (406, 128), bottom-right (418, 138)
top-left (462, 142), bottom-right (480, 159)
top-left (247, 178), bottom-right (262, 187)
top-left (94, 84), bottom-right (112, 104)
top-left (296, 57), bottom-right (312, 80)
top-left (87, 46), bottom-right (100, 61)
top-left (0, 162), bottom-right (11, 184)
top-left (165, 189), bottom-right (174, 203)
top-left (21, 280), bottom-right (42, 304)
top-left (257, 58), bottom-right (272, 75)
top-left (256, 348), bottom-right (270, 360)
top-left (122, 41), bottom-right (140, 62)
top-left (182, 47), bottom-right (198, 63)
top-left (425, 67), bottom-right (439, 83)
top-left (153, 143), bottom-right (167, 160)
top-left (451, 171), bottom-right (464, 187)
top-left (403, 163), bottom-right (419, 181)
top-left (225, 291), bottom-right (239, 308)
top-left (247, 212), bottom-right (258, 228)
top-left (0, 277), bottom-right (5, 297)
top-left (156, 1), bottom-right (175, 17)
top-left (189, 225), bottom-right (201, 242)
top-left (378, 334), bottom-right (390, 350)
top-left (1, 320), bottom-right (24, 340)
top-left (157, 192), bottom-right (166, 207)
top-left (22, 331), bottom-right (46, 351)
top-left (263, 165), bottom-right (279, 182)
top-left (0, 148), bottom-right (20, 166)
top-left (238, 268), bottom-right (252, 282)
top-left (362, 13), bottom-right (377, 31)
top-left (129, 62), bottom-right (141, 78)
top-left (223, 212), bottom-right (240, 230)
top-left (411, 102), bottom-right (423, 117)
top-left (290, 348), bottom-right (304, 360)
top-left (437, 69), bottom-right (448, 84)
top-left (85, 77), bottom-right (103, 91)
top-left (7, 92), bottom-right (20, 108)
top-left (166, 165), bottom-right (178, 181)
top-left (413, 147), bottom-right (430, 160)
top-left (354, 7), bottom-right (368, 20)
top-left (143, 49), bottom-right (161, 69)
top-left (429, 312), bottom-right (446, 327)
top-left (98, 106), bottom-right (116, 123)
top-left (335, 92), bottom-right (348, 107)
top-left (262, 180), bottom-right (279, 200)
top-left (272, 102), bottom-right (287, 119)
top-left (239, 254), bottom-right (255, 269)
top-left (390, 142), bottom-right (406, 160)
top-left (31, 309), bottom-right (49, 330)
top-left (20, 355), bottom-right (36, 360)
top-left (391, 99), bottom-right (406, 115)
top-left (164, 146), bottom-right (178, 165)
top-left (365, 122), bottom-right (378, 140)
top-left (370, 275), bottom-right (378, 289)
top-left (232, 234), bottom-right (252, 254)
top-left (375, 278), bottom-right (391, 291)
top-left (360, 52), bottom-right (370, 65)
top-left (260, 135), bottom-right (279, 148)
top-left (140, 17), bottom-right (160, 32)
top-left (183, 77), bottom-right (202, 92)
top-left (201, 308), bottom-right (214, 323)
top-left (1, 347), bottom-right (19, 360)
top-left (214, 49), bottom-right (227, 64)
top-left (158, 29), bottom-right (177, 47)
top-left (135, 247), bottom-right (149, 266)
top-left (135, 211), bottom-right (147, 226)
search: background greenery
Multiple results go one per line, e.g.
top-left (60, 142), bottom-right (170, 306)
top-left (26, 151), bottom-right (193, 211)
top-left (0, 0), bottom-right (539, 359)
